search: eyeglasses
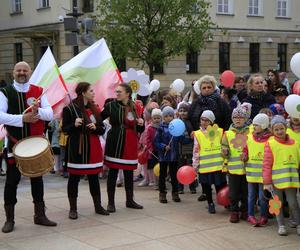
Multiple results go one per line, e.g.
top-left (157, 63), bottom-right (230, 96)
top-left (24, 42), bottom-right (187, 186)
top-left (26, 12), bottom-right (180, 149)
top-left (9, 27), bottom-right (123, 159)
top-left (253, 81), bottom-right (264, 84)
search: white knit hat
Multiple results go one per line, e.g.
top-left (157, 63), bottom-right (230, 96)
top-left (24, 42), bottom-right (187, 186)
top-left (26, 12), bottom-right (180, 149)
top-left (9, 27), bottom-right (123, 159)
top-left (201, 110), bottom-right (215, 123)
top-left (151, 108), bottom-right (162, 117)
top-left (252, 113), bottom-right (269, 130)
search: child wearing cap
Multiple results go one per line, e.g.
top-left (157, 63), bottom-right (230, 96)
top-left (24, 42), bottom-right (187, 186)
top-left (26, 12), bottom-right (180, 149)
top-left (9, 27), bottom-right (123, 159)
top-left (154, 106), bottom-right (181, 203)
top-left (242, 113), bottom-right (272, 226)
top-left (177, 102), bottom-right (197, 194)
top-left (138, 108), bottom-right (162, 187)
top-left (263, 115), bottom-right (300, 236)
top-left (193, 110), bottom-right (226, 214)
top-left (222, 105), bottom-right (250, 223)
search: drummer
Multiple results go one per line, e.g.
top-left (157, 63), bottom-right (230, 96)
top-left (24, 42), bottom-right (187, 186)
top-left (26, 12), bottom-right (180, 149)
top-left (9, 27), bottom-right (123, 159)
top-left (0, 61), bottom-right (57, 233)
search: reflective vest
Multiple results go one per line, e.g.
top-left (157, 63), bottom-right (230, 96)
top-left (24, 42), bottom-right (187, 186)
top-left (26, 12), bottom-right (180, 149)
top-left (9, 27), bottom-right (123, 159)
top-left (194, 128), bottom-right (223, 174)
top-left (225, 130), bottom-right (246, 175)
top-left (287, 128), bottom-right (300, 144)
top-left (246, 136), bottom-right (265, 183)
top-left (268, 138), bottom-right (300, 189)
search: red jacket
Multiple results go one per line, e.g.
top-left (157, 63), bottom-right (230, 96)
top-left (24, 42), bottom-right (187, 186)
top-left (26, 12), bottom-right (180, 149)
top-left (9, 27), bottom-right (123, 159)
top-left (262, 135), bottom-right (297, 185)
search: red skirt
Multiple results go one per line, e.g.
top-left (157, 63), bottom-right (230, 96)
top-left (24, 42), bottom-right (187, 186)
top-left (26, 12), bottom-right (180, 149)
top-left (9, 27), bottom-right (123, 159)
top-left (67, 134), bottom-right (103, 175)
top-left (105, 128), bottom-right (138, 170)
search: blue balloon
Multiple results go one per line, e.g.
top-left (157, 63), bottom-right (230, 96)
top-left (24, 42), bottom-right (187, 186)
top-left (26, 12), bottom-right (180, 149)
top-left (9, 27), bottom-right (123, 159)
top-left (168, 119), bottom-right (185, 137)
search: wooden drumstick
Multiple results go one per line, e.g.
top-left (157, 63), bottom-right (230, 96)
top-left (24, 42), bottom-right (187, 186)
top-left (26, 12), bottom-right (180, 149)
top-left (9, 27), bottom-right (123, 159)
top-left (22, 89), bottom-right (48, 115)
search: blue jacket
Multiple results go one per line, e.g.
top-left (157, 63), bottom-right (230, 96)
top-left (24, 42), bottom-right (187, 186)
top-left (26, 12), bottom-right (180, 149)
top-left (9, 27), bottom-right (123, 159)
top-left (154, 122), bottom-right (181, 162)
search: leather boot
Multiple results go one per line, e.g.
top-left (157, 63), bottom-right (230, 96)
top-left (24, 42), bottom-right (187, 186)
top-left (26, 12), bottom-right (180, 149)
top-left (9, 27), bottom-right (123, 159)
top-left (107, 189), bottom-right (116, 213)
top-left (2, 205), bottom-right (15, 233)
top-left (159, 192), bottom-right (167, 203)
top-left (230, 212), bottom-right (239, 223)
top-left (68, 198), bottom-right (78, 220)
top-left (125, 189), bottom-right (143, 209)
top-left (172, 192), bottom-right (181, 202)
top-left (92, 196), bottom-right (109, 216)
top-left (34, 202), bottom-right (57, 226)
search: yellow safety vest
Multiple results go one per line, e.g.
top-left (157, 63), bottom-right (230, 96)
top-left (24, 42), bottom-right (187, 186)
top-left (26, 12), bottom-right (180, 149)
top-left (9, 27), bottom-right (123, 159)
top-left (194, 128), bottom-right (223, 174)
top-left (225, 130), bottom-right (246, 175)
top-left (59, 120), bottom-right (68, 146)
top-left (287, 128), bottom-right (300, 144)
top-left (246, 135), bottom-right (266, 183)
top-left (248, 125), bottom-right (254, 134)
top-left (268, 138), bottom-right (300, 189)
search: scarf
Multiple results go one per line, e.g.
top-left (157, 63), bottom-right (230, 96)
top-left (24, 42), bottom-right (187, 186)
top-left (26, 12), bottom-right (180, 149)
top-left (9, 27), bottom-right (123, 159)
top-left (248, 90), bottom-right (265, 100)
top-left (197, 91), bottom-right (220, 111)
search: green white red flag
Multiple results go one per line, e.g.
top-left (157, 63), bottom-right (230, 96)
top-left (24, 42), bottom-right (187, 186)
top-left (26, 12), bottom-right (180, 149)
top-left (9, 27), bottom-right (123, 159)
top-left (30, 38), bottom-right (122, 117)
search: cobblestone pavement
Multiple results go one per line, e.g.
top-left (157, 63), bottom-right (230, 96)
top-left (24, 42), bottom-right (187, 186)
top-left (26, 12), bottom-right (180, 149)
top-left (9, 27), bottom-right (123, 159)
top-left (0, 173), bottom-right (299, 250)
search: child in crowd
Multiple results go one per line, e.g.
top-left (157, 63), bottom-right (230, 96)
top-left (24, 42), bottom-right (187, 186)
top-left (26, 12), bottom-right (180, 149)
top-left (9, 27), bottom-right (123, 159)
top-left (154, 106), bottom-right (181, 203)
top-left (242, 113), bottom-right (271, 226)
top-left (222, 105), bottom-right (250, 223)
top-left (143, 108), bottom-right (162, 186)
top-left (0, 137), bottom-right (5, 176)
top-left (287, 117), bottom-right (300, 143)
top-left (49, 118), bottom-right (61, 174)
top-left (59, 120), bottom-right (68, 178)
top-left (263, 115), bottom-right (300, 236)
top-left (177, 102), bottom-right (197, 194)
top-left (193, 110), bottom-right (226, 213)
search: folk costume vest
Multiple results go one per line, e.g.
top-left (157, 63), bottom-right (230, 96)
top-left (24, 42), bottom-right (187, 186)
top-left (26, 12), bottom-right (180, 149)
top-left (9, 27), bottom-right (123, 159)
top-left (0, 84), bottom-right (45, 152)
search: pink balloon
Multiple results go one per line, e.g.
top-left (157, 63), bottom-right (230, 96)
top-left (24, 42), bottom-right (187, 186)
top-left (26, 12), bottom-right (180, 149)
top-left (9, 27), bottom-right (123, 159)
top-left (216, 185), bottom-right (230, 206)
top-left (176, 165), bottom-right (196, 185)
top-left (220, 70), bottom-right (235, 88)
top-left (293, 80), bottom-right (300, 95)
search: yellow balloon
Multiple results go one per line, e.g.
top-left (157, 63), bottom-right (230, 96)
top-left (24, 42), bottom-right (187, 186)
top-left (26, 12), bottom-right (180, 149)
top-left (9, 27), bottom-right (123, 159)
top-left (153, 163), bottom-right (160, 177)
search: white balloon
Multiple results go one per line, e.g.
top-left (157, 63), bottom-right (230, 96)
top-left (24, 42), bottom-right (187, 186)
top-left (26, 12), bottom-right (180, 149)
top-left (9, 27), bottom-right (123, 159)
top-left (284, 94), bottom-right (300, 118)
top-left (172, 79), bottom-right (185, 93)
top-left (193, 81), bottom-right (200, 95)
top-left (150, 79), bottom-right (160, 92)
top-left (138, 84), bottom-right (151, 96)
top-left (291, 53), bottom-right (300, 79)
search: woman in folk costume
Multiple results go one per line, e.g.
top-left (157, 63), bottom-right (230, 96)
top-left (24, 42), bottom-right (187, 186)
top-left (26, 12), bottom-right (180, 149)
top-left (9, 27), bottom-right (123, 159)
top-left (102, 83), bottom-right (145, 213)
top-left (62, 82), bottom-right (109, 219)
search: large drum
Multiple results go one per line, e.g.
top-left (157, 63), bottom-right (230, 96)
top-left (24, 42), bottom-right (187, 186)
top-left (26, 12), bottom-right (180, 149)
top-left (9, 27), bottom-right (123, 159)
top-left (13, 136), bottom-right (54, 177)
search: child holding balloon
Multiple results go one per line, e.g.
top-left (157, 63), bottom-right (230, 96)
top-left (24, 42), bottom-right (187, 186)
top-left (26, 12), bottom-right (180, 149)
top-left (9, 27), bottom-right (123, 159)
top-left (154, 106), bottom-right (182, 203)
top-left (193, 110), bottom-right (226, 214)
top-left (142, 108), bottom-right (162, 187)
top-left (262, 115), bottom-right (300, 236)
top-left (177, 102), bottom-right (197, 194)
top-left (222, 105), bottom-right (250, 223)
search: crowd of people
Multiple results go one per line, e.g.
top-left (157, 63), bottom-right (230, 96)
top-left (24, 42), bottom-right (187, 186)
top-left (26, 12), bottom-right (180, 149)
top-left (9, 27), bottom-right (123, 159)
top-left (0, 61), bottom-right (299, 237)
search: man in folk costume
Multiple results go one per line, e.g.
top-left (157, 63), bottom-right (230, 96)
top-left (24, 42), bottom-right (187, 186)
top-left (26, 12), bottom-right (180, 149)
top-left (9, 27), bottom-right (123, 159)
top-left (0, 61), bottom-right (57, 233)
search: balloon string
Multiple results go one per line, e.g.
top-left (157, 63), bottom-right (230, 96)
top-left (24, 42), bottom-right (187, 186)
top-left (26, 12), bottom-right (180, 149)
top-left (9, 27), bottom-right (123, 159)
top-left (164, 136), bottom-right (173, 156)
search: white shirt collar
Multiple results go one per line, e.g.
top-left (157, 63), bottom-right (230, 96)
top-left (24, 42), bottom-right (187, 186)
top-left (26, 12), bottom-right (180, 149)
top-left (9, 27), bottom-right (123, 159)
top-left (13, 80), bottom-right (30, 93)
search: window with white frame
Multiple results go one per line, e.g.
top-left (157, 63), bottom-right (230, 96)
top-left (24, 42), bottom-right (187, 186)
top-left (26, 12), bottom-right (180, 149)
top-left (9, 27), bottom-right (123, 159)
top-left (277, 0), bottom-right (289, 17)
top-left (39, 0), bottom-right (50, 8)
top-left (11, 0), bottom-right (22, 13)
top-left (217, 0), bottom-right (234, 14)
top-left (248, 0), bottom-right (263, 16)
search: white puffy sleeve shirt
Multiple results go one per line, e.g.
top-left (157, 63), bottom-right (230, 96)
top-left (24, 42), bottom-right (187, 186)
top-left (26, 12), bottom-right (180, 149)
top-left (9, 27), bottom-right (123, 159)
top-left (0, 81), bottom-right (53, 127)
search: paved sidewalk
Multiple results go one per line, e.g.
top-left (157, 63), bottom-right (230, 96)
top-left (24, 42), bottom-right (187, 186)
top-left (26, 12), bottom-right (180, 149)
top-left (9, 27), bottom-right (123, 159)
top-left (0, 174), bottom-right (299, 250)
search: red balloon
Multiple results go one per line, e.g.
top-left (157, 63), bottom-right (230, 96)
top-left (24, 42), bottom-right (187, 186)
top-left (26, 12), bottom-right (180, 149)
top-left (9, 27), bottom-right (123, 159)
top-left (292, 80), bottom-right (300, 95)
top-left (177, 165), bottom-right (196, 185)
top-left (216, 186), bottom-right (230, 206)
top-left (138, 150), bottom-right (148, 165)
top-left (220, 70), bottom-right (235, 88)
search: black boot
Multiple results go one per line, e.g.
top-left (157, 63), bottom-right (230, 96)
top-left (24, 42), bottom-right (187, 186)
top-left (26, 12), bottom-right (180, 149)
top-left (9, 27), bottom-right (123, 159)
top-left (172, 192), bottom-right (181, 202)
top-left (92, 196), bottom-right (109, 216)
top-left (2, 205), bottom-right (15, 233)
top-left (107, 189), bottom-right (116, 213)
top-left (34, 202), bottom-right (57, 226)
top-left (159, 192), bottom-right (167, 203)
top-left (68, 198), bottom-right (78, 220)
top-left (125, 189), bottom-right (143, 209)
